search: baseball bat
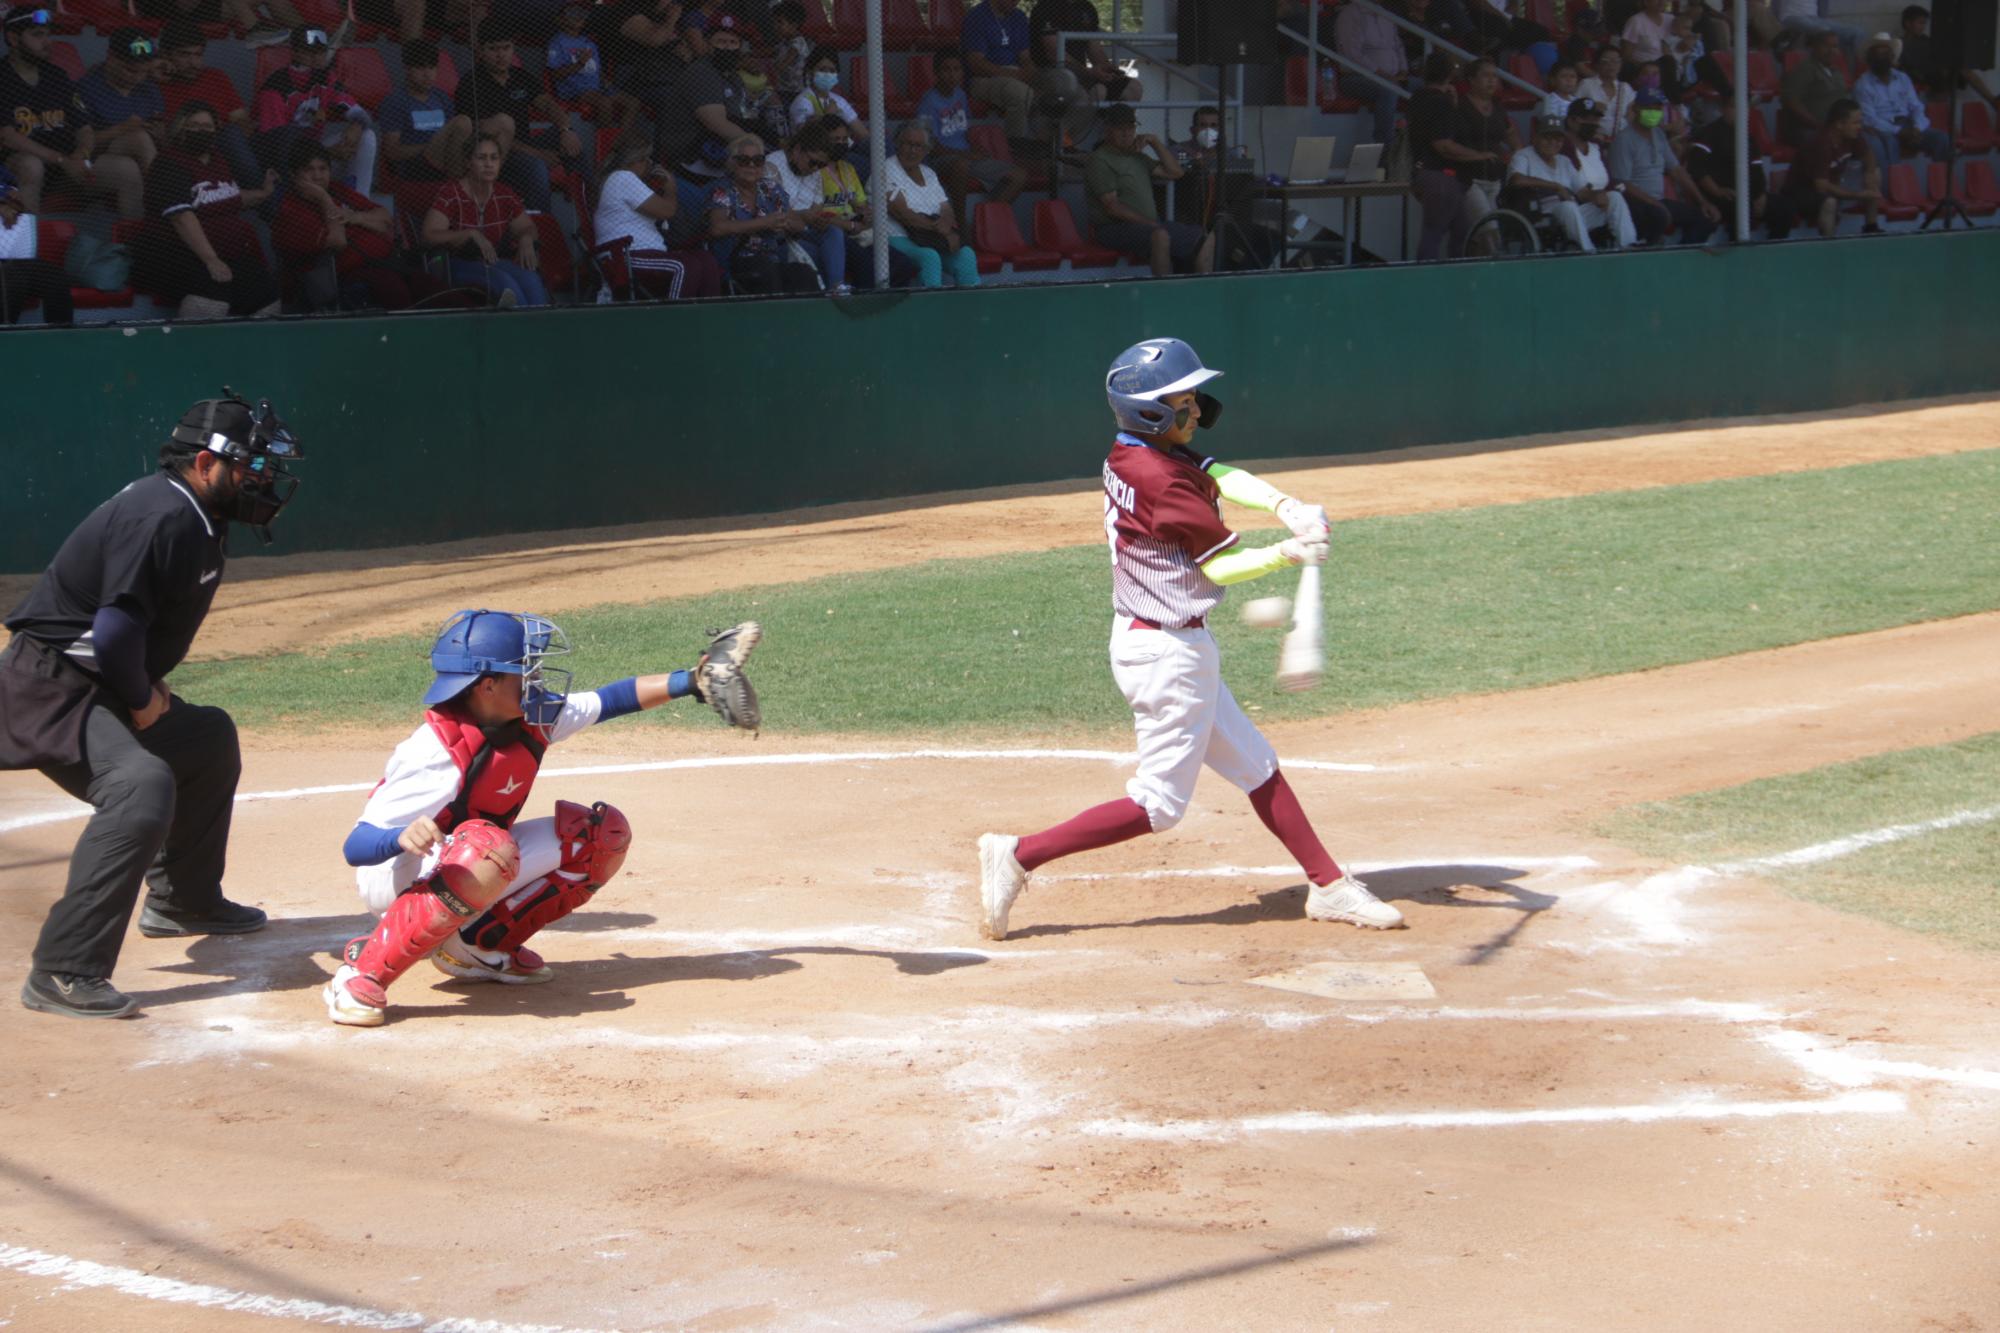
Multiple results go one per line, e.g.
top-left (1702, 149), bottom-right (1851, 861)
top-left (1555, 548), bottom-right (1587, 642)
top-left (1276, 563), bottom-right (1324, 692)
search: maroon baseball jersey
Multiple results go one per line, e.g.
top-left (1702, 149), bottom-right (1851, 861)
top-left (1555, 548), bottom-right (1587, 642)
top-left (1102, 434), bottom-right (1238, 627)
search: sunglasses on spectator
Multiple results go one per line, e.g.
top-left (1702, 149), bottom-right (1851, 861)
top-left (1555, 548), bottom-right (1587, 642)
top-left (15, 8), bottom-right (55, 26)
top-left (122, 36), bottom-right (158, 57)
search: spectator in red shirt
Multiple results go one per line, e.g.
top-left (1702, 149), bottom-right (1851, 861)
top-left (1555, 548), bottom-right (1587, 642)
top-left (157, 21), bottom-right (261, 188)
top-left (275, 139), bottom-right (448, 311)
top-left (132, 101), bottom-right (281, 318)
top-left (422, 133), bottom-right (549, 307)
top-left (254, 27), bottom-right (377, 198)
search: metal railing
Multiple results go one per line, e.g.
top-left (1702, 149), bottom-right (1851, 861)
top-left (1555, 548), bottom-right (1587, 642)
top-left (1292, 0), bottom-right (1545, 103)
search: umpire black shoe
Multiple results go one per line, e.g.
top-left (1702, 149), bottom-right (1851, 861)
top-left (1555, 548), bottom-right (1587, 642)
top-left (138, 898), bottom-right (269, 938)
top-left (21, 970), bottom-right (137, 1019)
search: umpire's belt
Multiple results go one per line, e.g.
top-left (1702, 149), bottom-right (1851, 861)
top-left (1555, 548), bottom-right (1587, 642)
top-left (1129, 616), bottom-right (1205, 631)
top-left (0, 632), bottom-right (105, 771)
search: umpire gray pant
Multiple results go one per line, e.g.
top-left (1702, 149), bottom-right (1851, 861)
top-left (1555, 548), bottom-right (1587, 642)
top-left (33, 698), bottom-right (241, 978)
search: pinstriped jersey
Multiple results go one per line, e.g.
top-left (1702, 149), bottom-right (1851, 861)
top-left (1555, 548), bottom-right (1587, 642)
top-left (1103, 434), bottom-right (1238, 627)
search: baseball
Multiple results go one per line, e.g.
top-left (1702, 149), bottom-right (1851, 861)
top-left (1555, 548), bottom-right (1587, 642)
top-left (1241, 596), bottom-right (1292, 629)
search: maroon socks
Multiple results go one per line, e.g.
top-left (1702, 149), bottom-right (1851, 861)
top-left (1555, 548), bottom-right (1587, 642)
top-left (1248, 769), bottom-right (1341, 886)
top-left (1015, 797), bottom-right (1154, 872)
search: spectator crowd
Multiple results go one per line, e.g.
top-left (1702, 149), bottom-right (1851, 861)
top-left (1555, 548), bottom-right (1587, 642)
top-left (2, 0), bottom-right (1993, 325)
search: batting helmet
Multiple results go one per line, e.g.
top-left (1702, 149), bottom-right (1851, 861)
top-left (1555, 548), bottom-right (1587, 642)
top-left (1105, 338), bottom-right (1223, 435)
top-left (424, 610), bottom-right (573, 729)
top-left (162, 388), bottom-right (304, 544)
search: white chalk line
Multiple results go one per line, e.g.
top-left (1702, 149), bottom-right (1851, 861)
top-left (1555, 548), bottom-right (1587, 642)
top-left (1035, 854), bottom-right (1602, 884)
top-left (1756, 1028), bottom-right (2000, 1093)
top-left (0, 748), bottom-right (1387, 836)
top-left (1579, 802), bottom-right (2000, 950)
top-left (1078, 1090), bottom-right (1908, 1141)
top-left (0, 1243), bottom-right (616, 1332)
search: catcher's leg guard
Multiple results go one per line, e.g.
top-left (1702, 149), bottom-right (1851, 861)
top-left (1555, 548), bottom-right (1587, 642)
top-left (463, 800), bottom-right (631, 957)
top-left (345, 820), bottom-right (521, 993)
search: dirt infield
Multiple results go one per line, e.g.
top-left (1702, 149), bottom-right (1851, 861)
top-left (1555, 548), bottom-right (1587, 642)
top-left (2, 397), bottom-right (1998, 1331)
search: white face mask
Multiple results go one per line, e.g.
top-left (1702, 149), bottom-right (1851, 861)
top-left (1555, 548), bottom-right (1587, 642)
top-left (1195, 127), bottom-right (1219, 148)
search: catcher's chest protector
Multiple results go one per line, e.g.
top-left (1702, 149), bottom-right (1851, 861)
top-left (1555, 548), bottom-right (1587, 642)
top-left (425, 709), bottom-right (549, 832)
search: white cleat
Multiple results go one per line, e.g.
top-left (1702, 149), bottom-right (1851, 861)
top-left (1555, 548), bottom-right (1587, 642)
top-left (431, 940), bottom-right (554, 985)
top-left (323, 964), bottom-right (387, 1027)
top-left (977, 833), bottom-right (1028, 941)
top-left (1305, 873), bottom-right (1406, 930)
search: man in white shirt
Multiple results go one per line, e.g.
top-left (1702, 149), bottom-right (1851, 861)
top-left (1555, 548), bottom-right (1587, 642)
top-left (1855, 33), bottom-right (1949, 163)
top-left (1508, 115), bottom-right (1617, 250)
top-left (1561, 99), bottom-right (1639, 246)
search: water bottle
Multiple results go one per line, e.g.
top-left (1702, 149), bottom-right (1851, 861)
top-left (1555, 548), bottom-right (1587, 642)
top-left (1318, 63), bottom-right (1337, 107)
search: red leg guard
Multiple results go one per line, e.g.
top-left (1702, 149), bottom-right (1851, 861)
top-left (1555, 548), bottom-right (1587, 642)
top-left (348, 820), bottom-right (519, 991)
top-left (465, 801), bottom-right (630, 956)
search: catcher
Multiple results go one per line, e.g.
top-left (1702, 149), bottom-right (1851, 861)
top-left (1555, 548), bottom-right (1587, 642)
top-left (323, 609), bottom-right (760, 1027)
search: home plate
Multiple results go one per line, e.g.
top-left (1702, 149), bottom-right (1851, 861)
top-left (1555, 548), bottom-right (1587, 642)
top-left (1247, 961), bottom-right (1437, 1001)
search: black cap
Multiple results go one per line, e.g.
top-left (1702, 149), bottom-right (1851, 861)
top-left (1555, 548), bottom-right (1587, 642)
top-left (106, 26), bottom-right (157, 59)
top-left (290, 24), bottom-right (329, 48)
top-left (1566, 96), bottom-right (1602, 120)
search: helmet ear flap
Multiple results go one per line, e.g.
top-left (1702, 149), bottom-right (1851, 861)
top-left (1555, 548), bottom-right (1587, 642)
top-left (1195, 391), bottom-right (1222, 428)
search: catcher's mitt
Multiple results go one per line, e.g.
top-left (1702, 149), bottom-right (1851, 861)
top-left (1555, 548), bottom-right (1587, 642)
top-left (694, 621), bottom-right (762, 733)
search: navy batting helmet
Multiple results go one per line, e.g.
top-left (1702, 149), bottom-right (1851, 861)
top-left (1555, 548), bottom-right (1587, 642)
top-left (424, 609), bottom-right (573, 728)
top-left (1105, 338), bottom-right (1222, 435)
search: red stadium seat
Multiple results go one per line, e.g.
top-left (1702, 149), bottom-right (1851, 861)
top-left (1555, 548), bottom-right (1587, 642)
top-left (1747, 107), bottom-right (1792, 163)
top-left (904, 52), bottom-right (934, 100)
top-left (848, 55), bottom-right (914, 117)
top-left (46, 39), bottom-right (86, 79)
top-left (1283, 55), bottom-right (1365, 114)
top-left (827, 0), bottom-right (864, 48)
top-left (254, 43), bottom-right (291, 92)
top-left (1694, 48), bottom-right (1733, 101)
top-left (966, 122), bottom-right (1049, 187)
top-left (1032, 197), bottom-right (1119, 266)
top-left (1500, 53), bottom-right (1542, 109)
top-left (527, 210), bottom-right (575, 294)
top-left (798, 0), bottom-right (834, 44)
top-left (927, 0), bottom-right (966, 47)
top-left (434, 47), bottom-right (460, 100)
top-left (1880, 163), bottom-right (1923, 220)
top-left (1961, 159), bottom-right (2000, 213)
top-left (55, 0), bottom-right (137, 35)
top-left (1955, 100), bottom-right (1994, 154)
top-left (883, 0), bottom-right (927, 47)
top-left (334, 47), bottom-right (394, 112)
top-left (1745, 49), bottom-right (1779, 100)
top-left (973, 200), bottom-right (1061, 270)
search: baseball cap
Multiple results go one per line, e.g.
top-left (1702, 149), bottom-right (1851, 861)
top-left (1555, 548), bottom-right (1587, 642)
top-left (1634, 88), bottom-right (1667, 108)
top-left (3, 6), bottom-right (55, 31)
top-left (107, 26), bottom-right (158, 60)
top-left (710, 12), bottom-right (741, 31)
top-left (1533, 115), bottom-right (1567, 136)
top-left (289, 24), bottom-right (329, 48)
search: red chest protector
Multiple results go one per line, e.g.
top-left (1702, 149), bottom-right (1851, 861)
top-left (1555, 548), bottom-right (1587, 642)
top-left (424, 707), bottom-right (549, 832)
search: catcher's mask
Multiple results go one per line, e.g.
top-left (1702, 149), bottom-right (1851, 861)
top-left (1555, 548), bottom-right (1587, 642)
top-left (1105, 338), bottom-right (1225, 436)
top-left (424, 610), bottom-right (573, 734)
top-left (163, 388), bottom-right (304, 545)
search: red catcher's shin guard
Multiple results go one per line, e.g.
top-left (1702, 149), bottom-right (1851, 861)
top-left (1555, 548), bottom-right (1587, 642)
top-left (348, 820), bottom-right (519, 991)
top-left (466, 800), bottom-right (631, 955)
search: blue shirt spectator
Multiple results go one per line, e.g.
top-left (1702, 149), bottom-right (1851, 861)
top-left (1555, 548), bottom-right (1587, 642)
top-left (76, 63), bottom-right (165, 131)
top-left (377, 84), bottom-right (454, 147)
top-left (547, 31), bottom-right (604, 102)
top-left (917, 83), bottom-right (972, 151)
top-left (962, 0), bottom-right (1031, 70)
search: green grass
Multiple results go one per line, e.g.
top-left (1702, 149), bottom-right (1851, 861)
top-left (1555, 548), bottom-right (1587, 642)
top-left (173, 448), bottom-right (2000, 734)
top-left (1598, 734), bottom-right (2000, 950)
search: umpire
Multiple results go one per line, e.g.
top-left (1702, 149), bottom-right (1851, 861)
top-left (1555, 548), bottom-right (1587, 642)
top-left (0, 391), bottom-right (305, 1019)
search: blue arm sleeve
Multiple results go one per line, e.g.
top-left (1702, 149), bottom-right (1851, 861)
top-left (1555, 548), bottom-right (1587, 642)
top-left (343, 822), bottom-right (407, 867)
top-left (91, 604), bottom-right (153, 711)
top-left (593, 672), bottom-right (694, 722)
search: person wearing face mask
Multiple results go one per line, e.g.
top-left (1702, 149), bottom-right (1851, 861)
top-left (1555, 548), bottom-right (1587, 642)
top-left (1607, 88), bottom-right (1720, 243)
top-left (788, 46), bottom-right (867, 148)
top-left (665, 15), bottom-right (779, 177)
top-left (1854, 34), bottom-right (1948, 165)
top-left (1168, 105), bottom-right (1253, 233)
top-left (2, 391), bottom-right (305, 1019)
top-left (133, 100), bottom-right (280, 318)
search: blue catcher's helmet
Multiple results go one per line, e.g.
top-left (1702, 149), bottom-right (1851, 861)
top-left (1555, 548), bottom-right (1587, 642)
top-left (423, 609), bottom-right (574, 728)
top-left (1105, 338), bottom-right (1223, 435)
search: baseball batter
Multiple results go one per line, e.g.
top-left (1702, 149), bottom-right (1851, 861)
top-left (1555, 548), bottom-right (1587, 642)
top-left (323, 610), bottom-right (760, 1027)
top-left (976, 338), bottom-right (1402, 939)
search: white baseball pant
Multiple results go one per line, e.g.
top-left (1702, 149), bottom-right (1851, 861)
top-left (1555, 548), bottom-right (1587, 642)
top-left (1110, 617), bottom-right (1279, 831)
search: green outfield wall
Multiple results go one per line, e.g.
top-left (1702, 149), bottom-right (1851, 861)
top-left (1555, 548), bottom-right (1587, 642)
top-left (5, 229), bottom-right (1996, 570)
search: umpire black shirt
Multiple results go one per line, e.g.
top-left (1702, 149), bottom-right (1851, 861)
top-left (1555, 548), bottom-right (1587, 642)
top-left (4, 470), bottom-right (226, 685)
